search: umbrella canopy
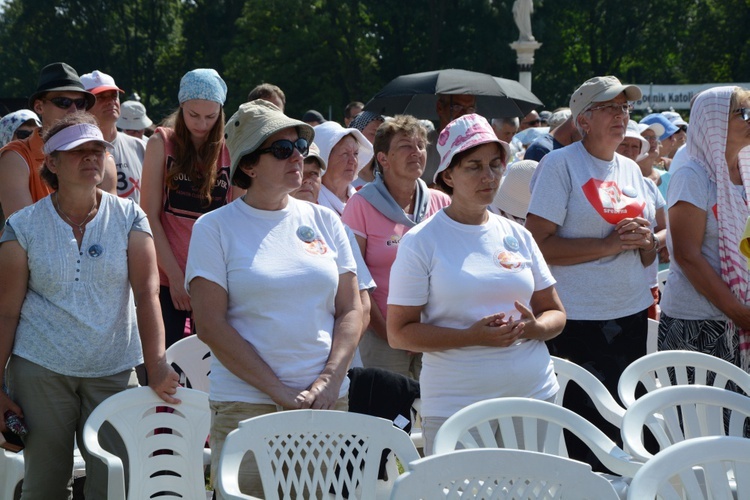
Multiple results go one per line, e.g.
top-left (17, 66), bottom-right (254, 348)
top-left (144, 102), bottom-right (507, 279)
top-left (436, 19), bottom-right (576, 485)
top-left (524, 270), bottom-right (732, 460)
top-left (364, 69), bottom-right (543, 120)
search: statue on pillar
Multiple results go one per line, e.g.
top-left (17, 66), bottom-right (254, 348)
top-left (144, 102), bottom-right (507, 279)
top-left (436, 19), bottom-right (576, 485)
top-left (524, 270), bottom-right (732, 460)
top-left (512, 0), bottom-right (535, 42)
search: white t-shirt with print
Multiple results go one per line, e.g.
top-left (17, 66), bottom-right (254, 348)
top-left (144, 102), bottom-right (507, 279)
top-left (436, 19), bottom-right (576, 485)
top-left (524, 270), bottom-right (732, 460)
top-left (185, 197), bottom-right (357, 404)
top-left (527, 142), bottom-right (655, 320)
top-left (388, 210), bottom-right (558, 419)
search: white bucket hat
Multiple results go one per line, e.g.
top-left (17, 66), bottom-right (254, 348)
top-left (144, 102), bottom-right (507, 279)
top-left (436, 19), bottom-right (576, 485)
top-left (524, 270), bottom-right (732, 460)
top-left (434, 113), bottom-right (510, 183)
top-left (492, 159), bottom-right (538, 220)
top-left (312, 121), bottom-right (373, 176)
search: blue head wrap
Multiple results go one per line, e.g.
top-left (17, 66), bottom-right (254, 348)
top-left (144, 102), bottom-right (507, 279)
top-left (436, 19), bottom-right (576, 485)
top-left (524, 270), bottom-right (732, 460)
top-left (178, 68), bottom-right (227, 105)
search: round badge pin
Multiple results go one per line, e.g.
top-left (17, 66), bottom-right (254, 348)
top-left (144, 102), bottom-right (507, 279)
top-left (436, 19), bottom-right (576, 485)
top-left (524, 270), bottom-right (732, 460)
top-left (87, 244), bottom-right (104, 258)
top-left (621, 186), bottom-right (637, 198)
top-left (503, 235), bottom-right (519, 252)
top-left (296, 226), bottom-right (316, 243)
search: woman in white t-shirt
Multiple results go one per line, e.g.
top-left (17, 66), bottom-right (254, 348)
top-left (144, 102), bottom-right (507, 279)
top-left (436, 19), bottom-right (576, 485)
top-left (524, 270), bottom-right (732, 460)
top-left (660, 86), bottom-right (750, 372)
top-left (526, 77), bottom-right (656, 468)
top-left (387, 113), bottom-right (565, 455)
top-left (185, 100), bottom-right (362, 497)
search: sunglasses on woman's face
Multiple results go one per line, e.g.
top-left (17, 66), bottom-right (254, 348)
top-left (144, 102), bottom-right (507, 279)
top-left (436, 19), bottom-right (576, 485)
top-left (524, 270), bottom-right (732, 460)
top-left (258, 138), bottom-right (309, 160)
top-left (46, 97), bottom-right (87, 110)
top-left (14, 129), bottom-right (33, 140)
top-left (736, 108), bottom-right (750, 122)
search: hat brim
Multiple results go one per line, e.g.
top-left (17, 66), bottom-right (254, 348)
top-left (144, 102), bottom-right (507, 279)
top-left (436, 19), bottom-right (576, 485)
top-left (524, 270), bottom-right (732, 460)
top-left (229, 122), bottom-right (315, 180)
top-left (116, 116), bottom-right (153, 131)
top-left (434, 138), bottom-right (512, 184)
top-left (28, 87), bottom-right (97, 110)
top-left (89, 85), bottom-right (125, 95)
top-left (51, 138), bottom-right (114, 153)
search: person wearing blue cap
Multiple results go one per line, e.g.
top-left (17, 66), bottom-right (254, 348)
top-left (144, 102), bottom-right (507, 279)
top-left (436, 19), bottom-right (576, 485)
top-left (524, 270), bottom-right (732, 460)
top-left (640, 113), bottom-right (681, 169)
top-left (140, 68), bottom-right (237, 349)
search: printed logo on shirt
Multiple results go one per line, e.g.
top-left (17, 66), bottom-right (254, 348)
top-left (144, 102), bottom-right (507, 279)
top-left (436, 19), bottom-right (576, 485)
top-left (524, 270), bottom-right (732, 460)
top-left (386, 235), bottom-right (401, 246)
top-left (303, 239), bottom-right (329, 255)
top-left (163, 155), bottom-right (231, 220)
top-left (581, 178), bottom-right (645, 225)
top-left (493, 250), bottom-right (524, 271)
top-left (712, 203), bottom-right (718, 220)
top-left (116, 165), bottom-right (141, 199)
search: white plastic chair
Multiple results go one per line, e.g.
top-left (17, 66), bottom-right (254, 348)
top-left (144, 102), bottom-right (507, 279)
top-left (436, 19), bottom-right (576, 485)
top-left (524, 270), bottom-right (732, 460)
top-left (657, 268), bottom-right (669, 296)
top-left (551, 356), bottom-right (626, 429)
top-left (410, 397), bottom-right (424, 450)
top-left (82, 386), bottom-right (210, 500)
top-left (217, 409), bottom-right (421, 500)
top-left (621, 385), bottom-right (750, 462)
top-left (432, 398), bottom-right (642, 499)
top-left (1, 449), bottom-right (24, 499)
top-left (390, 448), bottom-right (619, 499)
top-left (617, 350), bottom-right (750, 408)
top-left (627, 435), bottom-right (750, 499)
top-left (165, 334), bottom-right (212, 393)
top-left (646, 319), bottom-right (659, 354)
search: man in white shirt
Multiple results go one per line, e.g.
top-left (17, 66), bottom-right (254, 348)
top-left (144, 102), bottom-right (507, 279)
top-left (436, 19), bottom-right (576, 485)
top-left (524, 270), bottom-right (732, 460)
top-left (81, 70), bottom-right (147, 203)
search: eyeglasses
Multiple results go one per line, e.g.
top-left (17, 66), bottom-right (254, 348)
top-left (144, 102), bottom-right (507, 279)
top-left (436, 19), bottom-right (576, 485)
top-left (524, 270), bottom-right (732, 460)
top-left (449, 104), bottom-right (476, 115)
top-left (735, 108), bottom-right (750, 122)
top-left (14, 129), bottom-right (33, 140)
top-left (589, 103), bottom-right (633, 115)
top-left (46, 97), bottom-right (88, 110)
top-left (257, 138), bottom-right (309, 160)
top-left (522, 119), bottom-right (541, 126)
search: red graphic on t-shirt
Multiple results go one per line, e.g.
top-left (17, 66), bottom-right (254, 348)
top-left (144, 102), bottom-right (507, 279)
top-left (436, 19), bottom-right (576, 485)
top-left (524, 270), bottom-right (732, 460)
top-left (581, 178), bottom-right (645, 225)
top-left (712, 204), bottom-right (718, 220)
top-left (304, 239), bottom-right (329, 255)
top-left (494, 250), bottom-right (523, 271)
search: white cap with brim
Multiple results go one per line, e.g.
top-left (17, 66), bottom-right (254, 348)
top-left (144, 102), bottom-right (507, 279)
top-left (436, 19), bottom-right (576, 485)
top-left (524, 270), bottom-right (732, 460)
top-left (624, 120), bottom-right (649, 161)
top-left (492, 159), bottom-right (538, 219)
top-left (43, 123), bottom-right (113, 155)
top-left (313, 121), bottom-right (373, 176)
top-left (305, 142), bottom-right (327, 172)
top-left (569, 76), bottom-right (642, 122)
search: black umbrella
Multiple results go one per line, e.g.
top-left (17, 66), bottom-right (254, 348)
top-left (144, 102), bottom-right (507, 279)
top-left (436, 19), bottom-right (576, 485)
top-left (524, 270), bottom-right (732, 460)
top-left (364, 69), bottom-right (543, 120)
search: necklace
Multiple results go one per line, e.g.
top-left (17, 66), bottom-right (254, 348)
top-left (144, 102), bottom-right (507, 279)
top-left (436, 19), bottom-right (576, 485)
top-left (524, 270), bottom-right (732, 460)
top-left (53, 192), bottom-right (97, 236)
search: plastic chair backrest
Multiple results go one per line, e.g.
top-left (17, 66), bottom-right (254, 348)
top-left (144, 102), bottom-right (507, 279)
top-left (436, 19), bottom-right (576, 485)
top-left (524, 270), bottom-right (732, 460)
top-left (82, 386), bottom-right (210, 500)
top-left (627, 436), bottom-right (750, 499)
top-left (217, 409), bottom-right (421, 500)
top-left (0, 449), bottom-right (24, 500)
top-left (165, 334), bottom-right (211, 393)
top-left (551, 356), bottom-right (626, 429)
top-left (646, 319), bottom-right (659, 354)
top-left (617, 350), bottom-right (750, 408)
top-left (432, 397), bottom-right (641, 479)
top-left (657, 269), bottom-right (669, 295)
top-left (390, 448), bottom-right (619, 499)
top-left (621, 385), bottom-right (750, 462)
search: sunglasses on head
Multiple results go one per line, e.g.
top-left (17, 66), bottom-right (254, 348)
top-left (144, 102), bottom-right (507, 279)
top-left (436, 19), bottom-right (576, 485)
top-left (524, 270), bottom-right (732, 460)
top-left (14, 129), bottom-right (33, 140)
top-left (46, 97), bottom-right (87, 110)
top-left (258, 138), bottom-right (309, 160)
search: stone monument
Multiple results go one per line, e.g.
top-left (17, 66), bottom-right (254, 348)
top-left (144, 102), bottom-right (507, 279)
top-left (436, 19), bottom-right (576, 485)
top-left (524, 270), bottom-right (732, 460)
top-left (510, 0), bottom-right (542, 91)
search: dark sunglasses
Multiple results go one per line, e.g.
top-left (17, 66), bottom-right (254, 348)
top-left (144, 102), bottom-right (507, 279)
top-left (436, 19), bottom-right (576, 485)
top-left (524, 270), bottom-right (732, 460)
top-left (523, 119), bottom-right (541, 126)
top-left (736, 108), bottom-right (750, 122)
top-left (258, 138), bottom-right (309, 160)
top-left (46, 97), bottom-right (87, 110)
top-left (14, 129), bottom-right (33, 140)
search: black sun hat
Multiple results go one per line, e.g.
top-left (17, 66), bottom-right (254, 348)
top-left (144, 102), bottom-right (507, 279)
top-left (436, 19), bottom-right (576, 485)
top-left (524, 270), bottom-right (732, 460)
top-left (28, 62), bottom-right (96, 110)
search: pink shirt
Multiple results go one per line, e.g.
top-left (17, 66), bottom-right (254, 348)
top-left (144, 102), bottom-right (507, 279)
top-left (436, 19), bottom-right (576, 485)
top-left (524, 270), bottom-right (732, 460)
top-left (342, 189), bottom-right (451, 318)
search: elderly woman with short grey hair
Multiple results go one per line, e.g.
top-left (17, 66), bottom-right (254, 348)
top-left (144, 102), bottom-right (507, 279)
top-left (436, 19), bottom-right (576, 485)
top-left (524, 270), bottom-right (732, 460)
top-left (526, 75), bottom-right (656, 467)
